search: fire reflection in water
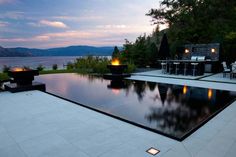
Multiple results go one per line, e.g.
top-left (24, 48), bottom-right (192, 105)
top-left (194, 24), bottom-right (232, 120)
top-left (183, 85), bottom-right (188, 95)
top-left (208, 89), bottom-right (213, 100)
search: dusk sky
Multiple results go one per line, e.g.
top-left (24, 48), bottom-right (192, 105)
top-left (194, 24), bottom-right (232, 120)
top-left (0, 0), bottom-right (162, 49)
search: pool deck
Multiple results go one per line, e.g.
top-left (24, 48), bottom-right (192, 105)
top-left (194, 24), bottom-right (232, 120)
top-left (1, 71), bottom-right (236, 157)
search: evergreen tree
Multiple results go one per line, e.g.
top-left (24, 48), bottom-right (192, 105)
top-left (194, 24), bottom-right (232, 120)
top-left (112, 46), bottom-right (120, 59)
top-left (158, 33), bottom-right (170, 59)
top-left (149, 42), bottom-right (158, 66)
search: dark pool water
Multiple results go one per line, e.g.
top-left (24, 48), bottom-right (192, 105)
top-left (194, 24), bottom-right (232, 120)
top-left (36, 73), bottom-right (236, 140)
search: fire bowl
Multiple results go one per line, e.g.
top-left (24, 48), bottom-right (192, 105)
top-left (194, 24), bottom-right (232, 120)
top-left (8, 68), bottom-right (39, 86)
top-left (107, 64), bottom-right (128, 74)
top-left (103, 73), bottom-right (131, 80)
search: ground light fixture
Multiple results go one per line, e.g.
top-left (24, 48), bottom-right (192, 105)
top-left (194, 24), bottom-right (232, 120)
top-left (146, 147), bottom-right (160, 156)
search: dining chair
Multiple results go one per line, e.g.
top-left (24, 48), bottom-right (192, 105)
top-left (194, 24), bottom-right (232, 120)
top-left (222, 62), bottom-right (231, 78)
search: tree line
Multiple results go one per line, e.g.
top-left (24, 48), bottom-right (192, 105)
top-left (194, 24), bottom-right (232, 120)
top-left (112, 0), bottom-right (236, 67)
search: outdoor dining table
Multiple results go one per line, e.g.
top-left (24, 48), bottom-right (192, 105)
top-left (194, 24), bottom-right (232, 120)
top-left (158, 59), bottom-right (206, 76)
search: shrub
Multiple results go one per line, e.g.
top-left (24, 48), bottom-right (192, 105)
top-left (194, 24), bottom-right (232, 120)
top-left (23, 66), bottom-right (30, 70)
top-left (72, 56), bottom-right (110, 74)
top-left (37, 64), bottom-right (44, 71)
top-left (66, 62), bottom-right (74, 70)
top-left (52, 64), bottom-right (58, 70)
top-left (125, 63), bottom-right (136, 73)
top-left (0, 73), bottom-right (9, 81)
top-left (2, 65), bottom-right (11, 73)
top-left (93, 60), bottom-right (110, 74)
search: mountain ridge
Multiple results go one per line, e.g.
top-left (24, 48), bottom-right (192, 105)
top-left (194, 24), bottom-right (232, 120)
top-left (0, 45), bottom-right (117, 57)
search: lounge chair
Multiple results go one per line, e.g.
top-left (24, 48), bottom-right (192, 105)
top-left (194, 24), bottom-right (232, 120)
top-left (222, 62), bottom-right (231, 78)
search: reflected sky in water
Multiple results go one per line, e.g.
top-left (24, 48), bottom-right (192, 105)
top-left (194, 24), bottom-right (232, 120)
top-left (36, 73), bottom-right (236, 140)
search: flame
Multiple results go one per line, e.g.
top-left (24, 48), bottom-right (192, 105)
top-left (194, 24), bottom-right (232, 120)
top-left (11, 67), bottom-right (25, 72)
top-left (208, 89), bottom-right (213, 100)
top-left (183, 85), bottom-right (188, 94)
top-left (111, 58), bottom-right (120, 66)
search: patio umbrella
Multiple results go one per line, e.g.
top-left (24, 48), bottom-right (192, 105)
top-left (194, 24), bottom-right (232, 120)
top-left (158, 33), bottom-right (171, 60)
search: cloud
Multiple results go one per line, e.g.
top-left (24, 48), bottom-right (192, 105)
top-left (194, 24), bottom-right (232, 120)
top-left (0, 38), bottom-right (27, 42)
top-left (0, 30), bottom-right (107, 43)
top-left (0, 11), bottom-right (24, 19)
top-left (95, 24), bottom-right (155, 35)
top-left (34, 35), bottom-right (50, 41)
top-left (27, 22), bottom-right (40, 27)
top-left (0, 22), bottom-right (156, 48)
top-left (0, 21), bottom-right (9, 27)
top-left (0, 0), bottom-right (15, 5)
top-left (96, 25), bottom-right (127, 29)
top-left (53, 15), bottom-right (103, 22)
top-left (39, 30), bottom-right (108, 40)
top-left (39, 20), bottom-right (68, 28)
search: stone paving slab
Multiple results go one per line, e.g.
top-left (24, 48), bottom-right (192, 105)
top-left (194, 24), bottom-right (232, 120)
top-left (127, 74), bottom-right (236, 92)
top-left (0, 89), bottom-right (236, 157)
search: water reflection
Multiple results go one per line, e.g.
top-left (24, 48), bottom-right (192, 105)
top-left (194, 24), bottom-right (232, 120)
top-left (36, 73), bottom-right (236, 140)
top-left (133, 80), bottom-right (147, 102)
top-left (107, 80), bottom-right (128, 95)
top-left (147, 82), bottom-right (156, 91)
top-left (146, 85), bottom-right (232, 138)
top-left (107, 80), bottom-right (128, 90)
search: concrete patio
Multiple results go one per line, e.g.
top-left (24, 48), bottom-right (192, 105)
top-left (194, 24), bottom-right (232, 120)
top-left (0, 72), bottom-right (236, 157)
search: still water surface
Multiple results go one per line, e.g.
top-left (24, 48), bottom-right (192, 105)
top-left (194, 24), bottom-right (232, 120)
top-left (36, 73), bottom-right (236, 140)
top-left (0, 56), bottom-right (80, 71)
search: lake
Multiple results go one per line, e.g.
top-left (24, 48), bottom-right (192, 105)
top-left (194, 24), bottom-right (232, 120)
top-left (0, 56), bottom-right (111, 71)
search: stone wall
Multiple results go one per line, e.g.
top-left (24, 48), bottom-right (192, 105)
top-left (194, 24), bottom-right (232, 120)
top-left (182, 43), bottom-right (220, 61)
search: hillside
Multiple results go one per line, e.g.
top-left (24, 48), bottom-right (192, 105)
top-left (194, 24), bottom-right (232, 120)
top-left (0, 46), bottom-right (31, 57)
top-left (0, 45), bottom-right (115, 57)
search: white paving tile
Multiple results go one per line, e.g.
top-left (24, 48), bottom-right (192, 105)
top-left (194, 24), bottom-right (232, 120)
top-left (0, 144), bottom-right (27, 157)
top-left (4, 116), bottom-right (56, 143)
top-left (98, 144), bottom-right (153, 157)
top-left (224, 141), bottom-right (236, 157)
top-left (182, 137), bottom-right (208, 157)
top-left (0, 127), bottom-right (16, 149)
top-left (201, 136), bottom-right (235, 157)
top-left (70, 129), bottom-right (125, 156)
top-left (161, 143), bottom-right (191, 157)
top-left (19, 133), bottom-right (90, 157)
top-left (201, 73), bottom-right (236, 84)
top-left (128, 74), bottom-right (236, 92)
top-left (0, 88), bottom-right (236, 157)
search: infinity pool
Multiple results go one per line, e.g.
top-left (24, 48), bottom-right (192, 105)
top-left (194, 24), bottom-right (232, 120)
top-left (36, 73), bottom-right (236, 141)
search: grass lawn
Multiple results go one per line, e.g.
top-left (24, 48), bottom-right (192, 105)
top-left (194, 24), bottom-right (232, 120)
top-left (39, 69), bottom-right (79, 75)
top-left (0, 73), bottom-right (9, 81)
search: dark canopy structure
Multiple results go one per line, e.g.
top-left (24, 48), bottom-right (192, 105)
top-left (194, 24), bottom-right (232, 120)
top-left (158, 33), bottom-right (170, 60)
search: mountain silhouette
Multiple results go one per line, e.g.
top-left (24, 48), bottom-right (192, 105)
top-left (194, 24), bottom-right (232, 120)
top-left (0, 45), bottom-right (116, 57)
